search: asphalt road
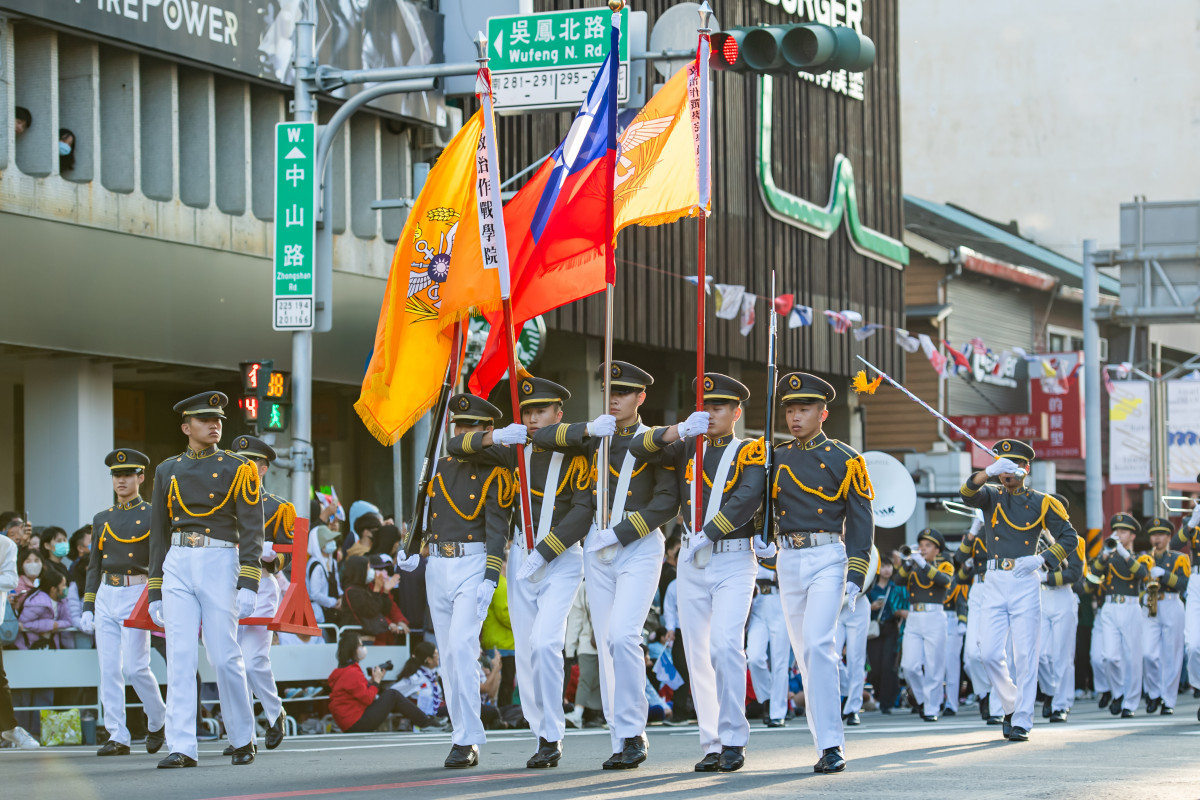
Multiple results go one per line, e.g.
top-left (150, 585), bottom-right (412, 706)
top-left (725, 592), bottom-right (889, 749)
top-left (5, 701), bottom-right (1199, 800)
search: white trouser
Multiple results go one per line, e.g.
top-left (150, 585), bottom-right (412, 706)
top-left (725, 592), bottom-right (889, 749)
top-left (976, 569), bottom-right (1041, 731)
top-left (963, 581), bottom-right (992, 699)
top-left (778, 542), bottom-right (847, 755)
top-left (1184, 581), bottom-right (1200, 694)
top-left (943, 609), bottom-right (963, 712)
top-left (835, 598), bottom-right (870, 715)
top-left (163, 546), bottom-right (254, 759)
top-left (508, 543), bottom-right (583, 745)
top-left (901, 609), bottom-right (947, 716)
top-left (747, 588), bottom-right (790, 722)
top-left (1037, 585), bottom-right (1078, 712)
top-left (236, 572), bottom-right (283, 726)
top-left (1091, 603), bottom-right (1112, 694)
top-left (1100, 598), bottom-right (1144, 712)
top-left (1143, 593), bottom-right (1184, 709)
top-left (585, 527), bottom-right (664, 755)
top-left (677, 547), bottom-right (757, 754)
top-left (426, 553), bottom-right (487, 747)
top-left (95, 582), bottom-right (166, 746)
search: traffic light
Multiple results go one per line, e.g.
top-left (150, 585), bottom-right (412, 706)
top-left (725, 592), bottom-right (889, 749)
top-left (238, 359), bottom-right (291, 432)
top-left (710, 24), bottom-right (875, 75)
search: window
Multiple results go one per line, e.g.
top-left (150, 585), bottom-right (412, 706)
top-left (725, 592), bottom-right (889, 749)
top-left (1045, 325), bottom-right (1107, 360)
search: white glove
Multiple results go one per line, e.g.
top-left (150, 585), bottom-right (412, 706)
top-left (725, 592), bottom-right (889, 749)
top-left (586, 527), bottom-right (619, 554)
top-left (396, 552), bottom-right (420, 573)
top-left (1151, 566), bottom-right (1166, 579)
top-left (964, 557), bottom-right (974, 571)
top-left (79, 611), bottom-right (94, 635)
top-left (968, 516), bottom-right (984, 537)
top-left (517, 551), bottom-right (546, 580)
top-left (476, 579), bottom-right (497, 622)
top-left (261, 541), bottom-right (276, 562)
top-left (753, 534), bottom-right (777, 559)
top-left (1114, 542), bottom-right (1131, 559)
top-left (681, 532), bottom-right (712, 565)
top-left (586, 414), bottom-right (617, 438)
top-left (910, 552), bottom-right (927, 569)
top-left (957, 621), bottom-right (967, 634)
top-left (986, 458), bottom-right (1023, 478)
top-left (149, 600), bottom-right (165, 627)
top-left (1041, 570), bottom-right (1054, 584)
top-left (677, 411), bottom-right (711, 438)
top-left (494, 423), bottom-right (528, 447)
top-left (844, 582), bottom-right (860, 613)
top-left (1013, 554), bottom-right (1044, 578)
top-left (1189, 504), bottom-right (1200, 529)
top-left (236, 588), bottom-right (257, 619)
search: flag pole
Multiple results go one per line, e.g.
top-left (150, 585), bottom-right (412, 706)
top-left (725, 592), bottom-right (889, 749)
top-left (598, 0), bottom-right (623, 531)
top-left (692, 3), bottom-right (712, 537)
top-left (475, 33), bottom-right (535, 550)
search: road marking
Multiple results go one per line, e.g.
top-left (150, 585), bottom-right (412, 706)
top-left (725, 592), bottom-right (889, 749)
top-left (193, 773), bottom-right (532, 800)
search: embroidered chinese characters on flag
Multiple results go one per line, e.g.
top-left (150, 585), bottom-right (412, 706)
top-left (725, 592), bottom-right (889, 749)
top-left (354, 110), bottom-right (486, 445)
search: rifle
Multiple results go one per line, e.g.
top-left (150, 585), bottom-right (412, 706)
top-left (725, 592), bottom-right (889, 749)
top-left (762, 269), bottom-right (779, 545)
top-left (402, 327), bottom-right (464, 557)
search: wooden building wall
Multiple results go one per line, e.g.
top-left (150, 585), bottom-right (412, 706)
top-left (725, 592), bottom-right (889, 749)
top-left (495, 0), bottom-right (906, 380)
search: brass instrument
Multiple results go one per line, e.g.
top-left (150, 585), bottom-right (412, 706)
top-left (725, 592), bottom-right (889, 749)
top-left (941, 500), bottom-right (980, 519)
top-left (1161, 495), bottom-right (1193, 515)
top-left (1138, 553), bottom-right (1160, 617)
top-left (898, 544), bottom-right (913, 559)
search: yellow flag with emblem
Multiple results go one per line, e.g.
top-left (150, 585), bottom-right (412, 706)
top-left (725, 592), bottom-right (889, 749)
top-left (355, 109), bottom-right (490, 445)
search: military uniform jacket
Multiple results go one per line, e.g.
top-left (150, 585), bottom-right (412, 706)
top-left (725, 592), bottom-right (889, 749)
top-left (959, 481), bottom-right (1078, 570)
top-left (261, 491), bottom-right (297, 574)
top-left (1089, 550), bottom-right (1148, 597)
top-left (1170, 524), bottom-right (1200, 565)
top-left (449, 432), bottom-right (592, 564)
top-left (897, 556), bottom-right (954, 605)
top-left (148, 445), bottom-right (265, 602)
top-left (1148, 548), bottom-right (1190, 594)
top-left (425, 449), bottom-right (515, 584)
top-left (945, 573), bottom-right (969, 623)
top-left (631, 430), bottom-right (765, 543)
top-left (1044, 536), bottom-right (1085, 588)
top-left (84, 496), bottom-right (152, 612)
top-left (770, 431), bottom-right (875, 589)
top-left (531, 419), bottom-right (679, 547)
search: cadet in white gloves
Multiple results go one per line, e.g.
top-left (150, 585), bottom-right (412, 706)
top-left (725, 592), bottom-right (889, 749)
top-left (1140, 518), bottom-right (1189, 716)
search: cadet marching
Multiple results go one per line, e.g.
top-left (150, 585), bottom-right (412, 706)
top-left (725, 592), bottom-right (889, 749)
top-left (79, 378), bottom-right (1200, 775)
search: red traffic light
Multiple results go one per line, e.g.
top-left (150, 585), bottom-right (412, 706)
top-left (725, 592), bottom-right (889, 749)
top-left (710, 30), bottom-right (750, 72)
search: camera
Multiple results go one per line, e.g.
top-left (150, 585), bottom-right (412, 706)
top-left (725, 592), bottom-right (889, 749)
top-left (376, 660), bottom-right (394, 673)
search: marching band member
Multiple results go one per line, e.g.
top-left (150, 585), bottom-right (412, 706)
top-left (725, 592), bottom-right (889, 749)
top-left (1091, 513), bottom-right (1148, 719)
top-left (1141, 517), bottom-right (1189, 716)
top-left (746, 548), bottom-right (790, 728)
top-left (959, 439), bottom-right (1079, 742)
top-left (449, 377), bottom-right (592, 768)
top-left (1037, 494), bottom-right (1083, 723)
top-left (953, 514), bottom-right (1001, 724)
top-left (835, 546), bottom-right (876, 726)
top-left (1170, 502), bottom-right (1200, 717)
top-left (80, 449), bottom-right (166, 756)
top-left (631, 373), bottom-right (766, 772)
top-left (531, 361), bottom-right (677, 770)
top-left (769, 373), bottom-right (874, 773)
top-left (897, 529), bottom-right (954, 722)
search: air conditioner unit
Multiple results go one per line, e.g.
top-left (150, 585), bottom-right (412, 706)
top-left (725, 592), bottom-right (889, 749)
top-left (414, 106), bottom-right (463, 152)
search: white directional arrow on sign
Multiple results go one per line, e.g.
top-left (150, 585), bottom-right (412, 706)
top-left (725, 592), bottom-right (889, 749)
top-left (493, 30), bottom-right (503, 57)
top-left (284, 146), bottom-right (305, 160)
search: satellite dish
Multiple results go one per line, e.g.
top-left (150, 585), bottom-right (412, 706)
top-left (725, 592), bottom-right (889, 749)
top-left (862, 451), bottom-right (917, 529)
top-left (648, 3), bottom-right (721, 79)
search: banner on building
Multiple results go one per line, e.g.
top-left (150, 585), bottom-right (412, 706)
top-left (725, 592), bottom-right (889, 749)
top-left (1109, 380), bottom-right (1151, 485)
top-left (1168, 380), bottom-right (1200, 484)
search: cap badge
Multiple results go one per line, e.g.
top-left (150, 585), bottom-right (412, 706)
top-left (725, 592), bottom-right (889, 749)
top-left (456, 396), bottom-right (470, 411)
top-left (521, 380), bottom-right (534, 395)
top-left (789, 375), bottom-right (801, 390)
top-left (1001, 441), bottom-right (1011, 452)
top-left (610, 364), bottom-right (621, 378)
top-left (208, 393), bottom-right (221, 407)
top-left (115, 451), bottom-right (127, 463)
top-left (703, 376), bottom-right (714, 391)
top-left (238, 437), bottom-right (248, 449)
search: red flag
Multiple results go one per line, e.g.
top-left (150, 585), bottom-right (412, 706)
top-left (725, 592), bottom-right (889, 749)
top-left (943, 339), bottom-right (972, 372)
top-left (773, 294), bottom-right (795, 315)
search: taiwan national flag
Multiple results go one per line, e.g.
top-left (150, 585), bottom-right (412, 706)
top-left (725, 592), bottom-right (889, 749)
top-left (466, 26), bottom-right (620, 397)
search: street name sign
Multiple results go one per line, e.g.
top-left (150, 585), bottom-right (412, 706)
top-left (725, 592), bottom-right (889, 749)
top-left (273, 121), bottom-right (316, 331)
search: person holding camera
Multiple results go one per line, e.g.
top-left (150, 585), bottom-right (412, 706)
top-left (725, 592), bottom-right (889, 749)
top-left (341, 555), bottom-right (409, 645)
top-left (328, 631), bottom-right (449, 733)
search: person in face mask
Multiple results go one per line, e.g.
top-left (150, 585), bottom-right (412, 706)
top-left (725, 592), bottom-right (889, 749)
top-left (14, 551), bottom-right (44, 615)
top-left (59, 128), bottom-right (75, 173)
top-left (39, 527), bottom-right (72, 586)
top-left (307, 524), bottom-right (342, 637)
top-left (17, 572), bottom-right (75, 651)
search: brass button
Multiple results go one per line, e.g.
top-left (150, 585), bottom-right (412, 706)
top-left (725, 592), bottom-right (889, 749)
top-left (628, 491), bottom-right (633, 496)
top-left (820, 463), bottom-right (826, 469)
top-left (780, 510), bottom-right (787, 516)
top-left (218, 457), bottom-right (223, 462)
top-left (470, 494), bottom-right (476, 500)
top-left (142, 505), bottom-right (146, 510)
top-left (136, 520), bottom-right (141, 524)
top-left (787, 444), bottom-right (792, 449)
top-left (471, 475), bottom-right (477, 480)
top-left (103, 553), bottom-right (108, 559)
top-left (825, 446), bottom-right (831, 451)
top-left (128, 552), bottom-right (134, 557)
top-left (818, 487), bottom-right (823, 492)
top-left (174, 517), bottom-right (179, 521)
top-left (467, 535), bottom-right (473, 541)
top-left (432, 513), bottom-right (438, 519)
top-left (212, 473), bottom-right (218, 478)
top-left (109, 507), bottom-right (114, 512)
top-left (210, 494), bottom-right (215, 499)
top-left (817, 509), bottom-right (823, 514)
top-left (176, 458), bottom-right (182, 462)
top-left (205, 529), bottom-right (211, 534)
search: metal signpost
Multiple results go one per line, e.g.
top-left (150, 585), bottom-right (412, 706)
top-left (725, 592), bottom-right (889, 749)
top-left (273, 122), bottom-right (316, 332)
top-left (487, 7), bottom-right (630, 111)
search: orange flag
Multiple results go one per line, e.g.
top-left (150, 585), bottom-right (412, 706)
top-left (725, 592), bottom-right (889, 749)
top-left (355, 110), bottom-right (495, 445)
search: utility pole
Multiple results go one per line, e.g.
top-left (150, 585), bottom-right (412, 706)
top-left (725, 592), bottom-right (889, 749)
top-left (1082, 239), bottom-right (1103, 540)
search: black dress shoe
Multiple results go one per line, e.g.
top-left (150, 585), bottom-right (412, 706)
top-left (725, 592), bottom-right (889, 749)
top-left (1007, 726), bottom-right (1029, 742)
top-left (1146, 698), bottom-right (1161, 714)
top-left (880, 707), bottom-right (892, 715)
top-left (145, 727), bottom-right (165, 754)
top-left (602, 752), bottom-right (624, 770)
top-left (527, 738), bottom-right (562, 769)
top-left (230, 743), bottom-right (255, 765)
top-left (1120, 709), bottom-right (1134, 719)
top-left (765, 717), bottom-right (786, 728)
top-left (813, 746), bottom-right (846, 774)
top-left (942, 708), bottom-right (957, 717)
top-left (1002, 714), bottom-right (1012, 738)
top-left (718, 746), bottom-right (745, 772)
top-left (1194, 687), bottom-right (1200, 699)
top-left (921, 714), bottom-right (939, 723)
top-left (1110, 698), bottom-right (1124, 716)
top-left (844, 712), bottom-right (861, 726)
top-left (1098, 691), bottom-right (1112, 709)
top-left (97, 740), bottom-right (130, 756)
top-left (1042, 698), bottom-right (1052, 719)
top-left (1161, 706), bottom-right (1174, 716)
top-left (694, 752), bottom-right (721, 772)
top-left (986, 716), bottom-right (1003, 725)
top-left (444, 744), bottom-right (479, 769)
top-left (224, 741), bottom-right (258, 756)
top-left (1049, 710), bottom-right (1068, 723)
top-left (614, 734), bottom-right (648, 769)
top-left (266, 716), bottom-right (284, 750)
top-left (157, 752), bottom-right (198, 769)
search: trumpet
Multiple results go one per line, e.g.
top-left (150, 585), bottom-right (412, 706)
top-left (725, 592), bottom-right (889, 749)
top-left (941, 500), bottom-right (979, 518)
top-left (898, 544), bottom-right (913, 559)
top-left (1104, 536), bottom-right (1119, 551)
